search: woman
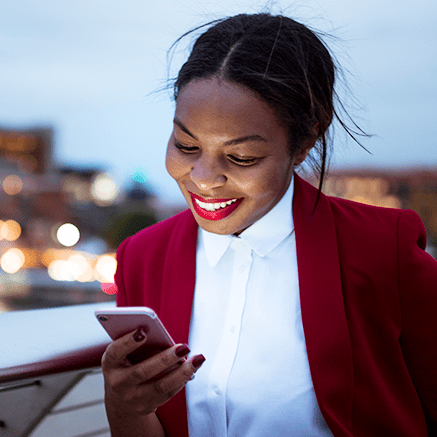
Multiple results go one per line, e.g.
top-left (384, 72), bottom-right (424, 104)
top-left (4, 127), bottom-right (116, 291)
top-left (102, 13), bottom-right (437, 437)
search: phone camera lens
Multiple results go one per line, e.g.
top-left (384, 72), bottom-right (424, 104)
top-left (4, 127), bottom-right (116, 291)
top-left (98, 316), bottom-right (108, 321)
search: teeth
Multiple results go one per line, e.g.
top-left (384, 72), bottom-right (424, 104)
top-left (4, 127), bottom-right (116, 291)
top-left (195, 198), bottom-right (237, 212)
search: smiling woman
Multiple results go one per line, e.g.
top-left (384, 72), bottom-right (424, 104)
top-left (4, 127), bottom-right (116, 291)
top-left (165, 78), bottom-right (310, 235)
top-left (100, 12), bottom-right (437, 437)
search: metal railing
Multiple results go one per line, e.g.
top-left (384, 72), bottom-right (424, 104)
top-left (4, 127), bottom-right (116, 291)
top-left (0, 303), bottom-right (114, 437)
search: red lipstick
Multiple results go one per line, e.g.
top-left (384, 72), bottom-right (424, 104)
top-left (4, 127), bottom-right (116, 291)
top-left (190, 192), bottom-right (243, 221)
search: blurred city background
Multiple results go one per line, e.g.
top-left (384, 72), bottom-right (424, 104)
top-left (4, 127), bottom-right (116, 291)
top-left (1, 0), bottom-right (436, 312)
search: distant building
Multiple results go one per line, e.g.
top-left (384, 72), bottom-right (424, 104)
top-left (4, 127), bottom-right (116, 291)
top-left (0, 127), bottom-right (115, 311)
top-left (0, 127), bottom-right (54, 174)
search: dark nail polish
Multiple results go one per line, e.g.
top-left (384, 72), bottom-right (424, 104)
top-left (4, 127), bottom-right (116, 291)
top-left (175, 344), bottom-right (190, 357)
top-left (133, 328), bottom-right (146, 342)
top-left (192, 354), bottom-right (206, 369)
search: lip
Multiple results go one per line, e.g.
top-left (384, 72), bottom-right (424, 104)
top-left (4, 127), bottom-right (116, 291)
top-left (189, 192), bottom-right (243, 221)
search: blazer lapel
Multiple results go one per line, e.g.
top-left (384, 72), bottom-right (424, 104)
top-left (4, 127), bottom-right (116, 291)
top-left (155, 210), bottom-right (198, 437)
top-left (294, 175), bottom-right (354, 437)
top-left (159, 210), bottom-right (198, 345)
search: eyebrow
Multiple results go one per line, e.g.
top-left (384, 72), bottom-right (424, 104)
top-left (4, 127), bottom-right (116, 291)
top-left (173, 118), bottom-right (267, 146)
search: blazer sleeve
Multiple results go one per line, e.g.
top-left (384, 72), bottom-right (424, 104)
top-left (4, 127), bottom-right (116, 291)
top-left (398, 209), bottom-right (437, 425)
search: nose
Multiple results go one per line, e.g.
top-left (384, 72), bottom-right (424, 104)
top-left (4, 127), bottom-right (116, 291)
top-left (190, 155), bottom-right (227, 190)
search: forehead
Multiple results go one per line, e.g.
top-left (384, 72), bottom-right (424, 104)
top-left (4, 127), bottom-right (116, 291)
top-left (174, 78), bottom-right (286, 141)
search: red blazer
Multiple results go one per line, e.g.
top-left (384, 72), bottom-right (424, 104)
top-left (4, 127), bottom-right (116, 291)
top-left (115, 175), bottom-right (437, 437)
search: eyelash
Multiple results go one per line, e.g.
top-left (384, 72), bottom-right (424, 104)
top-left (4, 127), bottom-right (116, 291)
top-left (174, 142), bottom-right (259, 166)
top-left (174, 142), bottom-right (197, 153)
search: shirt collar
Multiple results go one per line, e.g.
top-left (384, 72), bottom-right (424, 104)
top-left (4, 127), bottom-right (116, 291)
top-left (200, 175), bottom-right (294, 266)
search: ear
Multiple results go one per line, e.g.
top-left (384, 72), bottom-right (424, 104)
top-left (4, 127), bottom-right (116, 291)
top-left (294, 144), bottom-right (313, 165)
top-left (294, 123), bottom-right (319, 165)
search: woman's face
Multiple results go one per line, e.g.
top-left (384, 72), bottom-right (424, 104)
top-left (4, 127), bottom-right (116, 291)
top-left (166, 78), bottom-right (310, 235)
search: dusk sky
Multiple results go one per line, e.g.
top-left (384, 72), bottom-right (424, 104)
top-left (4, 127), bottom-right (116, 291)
top-left (1, 0), bottom-right (436, 204)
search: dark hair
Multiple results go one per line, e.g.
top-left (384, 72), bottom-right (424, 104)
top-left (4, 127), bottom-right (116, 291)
top-left (172, 13), bottom-right (366, 193)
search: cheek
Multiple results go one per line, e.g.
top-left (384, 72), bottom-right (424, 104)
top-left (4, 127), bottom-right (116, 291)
top-left (240, 165), bottom-right (292, 201)
top-left (165, 144), bottom-right (181, 180)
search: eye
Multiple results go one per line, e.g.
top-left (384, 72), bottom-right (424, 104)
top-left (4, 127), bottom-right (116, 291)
top-left (228, 155), bottom-right (260, 166)
top-left (174, 142), bottom-right (198, 153)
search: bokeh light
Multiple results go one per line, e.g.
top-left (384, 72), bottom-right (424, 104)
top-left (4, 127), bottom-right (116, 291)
top-left (68, 253), bottom-right (94, 282)
top-left (0, 220), bottom-right (21, 241)
top-left (91, 173), bottom-right (119, 205)
top-left (1, 248), bottom-right (25, 274)
top-left (56, 223), bottom-right (80, 247)
top-left (47, 260), bottom-right (75, 281)
top-left (20, 248), bottom-right (39, 268)
top-left (94, 254), bottom-right (117, 282)
top-left (2, 175), bottom-right (23, 195)
top-left (41, 248), bottom-right (71, 266)
top-left (46, 251), bottom-right (94, 281)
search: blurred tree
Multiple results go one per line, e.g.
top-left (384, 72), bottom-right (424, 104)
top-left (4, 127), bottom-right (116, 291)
top-left (101, 209), bottom-right (157, 249)
top-left (127, 181), bottom-right (153, 201)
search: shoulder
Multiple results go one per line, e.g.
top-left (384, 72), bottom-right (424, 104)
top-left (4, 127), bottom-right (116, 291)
top-left (328, 194), bottom-right (402, 223)
top-left (296, 175), bottom-right (424, 245)
top-left (327, 195), bottom-right (426, 248)
top-left (325, 193), bottom-right (437, 308)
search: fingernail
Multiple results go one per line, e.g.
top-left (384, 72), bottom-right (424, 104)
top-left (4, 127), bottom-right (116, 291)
top-left (133, 328), bottom-right (146, 342)
top-left (192, 354), bottom-right (206, 369)
top-left (175, 343), bottom-right (190, 358)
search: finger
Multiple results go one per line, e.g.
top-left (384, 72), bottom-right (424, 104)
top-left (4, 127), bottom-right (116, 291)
top-left (128, 343), bottom-right (191, 383)
top-left (152, 354), bottom-right (206, 397)
top-left (189, 354), bottom-right (206, 371)
top-left (102, 328), bottom-right (147, 369)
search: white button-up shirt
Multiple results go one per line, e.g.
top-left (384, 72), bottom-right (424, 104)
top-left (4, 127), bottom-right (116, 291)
top-left (186, 179), bottom-right (333, 437)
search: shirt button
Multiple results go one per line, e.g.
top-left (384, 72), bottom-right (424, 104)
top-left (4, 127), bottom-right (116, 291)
top-left (230, 325), bottom-right (235, 333)
top-left (214, 386), bottom-right (220, 395)
top-left (238, 265), bottom-right (246, 273)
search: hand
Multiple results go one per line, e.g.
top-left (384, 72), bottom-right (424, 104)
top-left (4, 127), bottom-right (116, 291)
top-left (102, 328), bottom-right (205, 418)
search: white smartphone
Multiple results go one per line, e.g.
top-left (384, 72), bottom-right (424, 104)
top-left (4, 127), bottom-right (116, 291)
top-left (95, 307), bottom-right (175, 364)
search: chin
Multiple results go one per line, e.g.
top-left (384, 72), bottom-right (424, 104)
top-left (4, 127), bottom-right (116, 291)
top-left (192, 214), bottom-right (240, 235)
top-left (196, 220), bottom-right (235, 235)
